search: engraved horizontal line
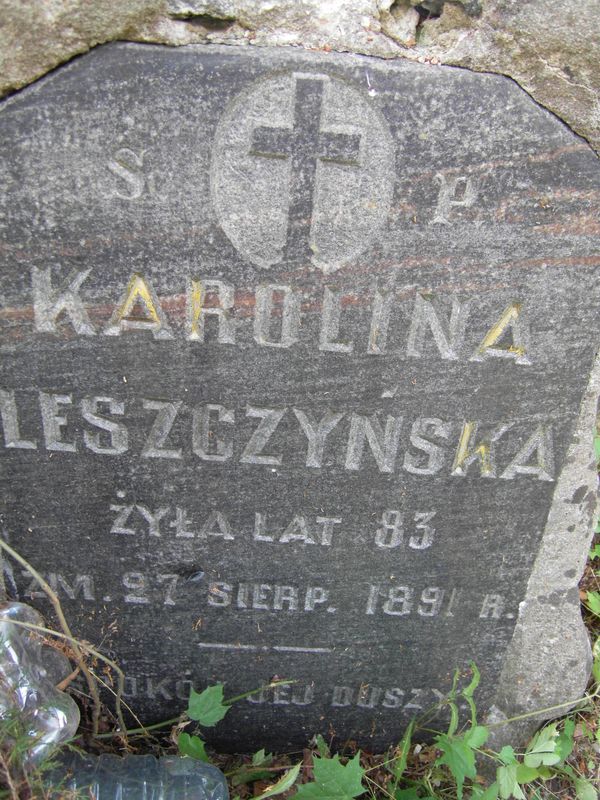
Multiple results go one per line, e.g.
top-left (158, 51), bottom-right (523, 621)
top-left (197, 642), bottom-right (332, 654)
top-left (197, 643), bottom-right (259, 651)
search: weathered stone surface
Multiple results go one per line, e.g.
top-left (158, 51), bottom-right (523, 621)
top-left (1, 1), bottom-right (600, 155)
top-left (0, 43), bottom-right (599, 751)
top-left (0, 0), bottom-right (166, 94)
top-left (415, 0), bottom-right (600, 160)
top-left (487, 348), bottom-right (600, 751)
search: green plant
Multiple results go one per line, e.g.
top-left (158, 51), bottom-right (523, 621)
top-left (295, 754), bottom-right (364, 800)
top-left (3, 438), bottom-right (600, 800)
top-left (175, 681), bottom-right (303, 800)
top-left (170, 663), bottom-right (599, 800)
top-left (390, 666), bottom-right (598, 800)
top-left (0, 712), bottom-right (82, 800)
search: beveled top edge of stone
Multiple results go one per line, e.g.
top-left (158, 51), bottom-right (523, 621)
top-left (0, 39), bottom-right (585, 131)
top-left (2, 39), bottom-right (594, 166)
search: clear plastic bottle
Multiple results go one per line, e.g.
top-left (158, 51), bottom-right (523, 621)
top-left (51, 753), bottom-right (230, 800)
top-left (0, 601), bottom-right (80, 765)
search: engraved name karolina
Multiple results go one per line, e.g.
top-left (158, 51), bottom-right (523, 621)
top-left (2, 269), bottom-right (553, 481)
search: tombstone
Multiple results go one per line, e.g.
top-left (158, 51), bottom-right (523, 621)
top-left (0, 43), bottom-right (599, 752)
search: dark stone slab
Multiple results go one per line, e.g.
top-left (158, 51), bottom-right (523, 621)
top-left (0, 43), bottom-right (599, 751)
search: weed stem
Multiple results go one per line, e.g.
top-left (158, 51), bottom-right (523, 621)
top-left (0, 540), bottom-right (104, 736)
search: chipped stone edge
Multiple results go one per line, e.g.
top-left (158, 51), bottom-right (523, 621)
top-left (486, 347), bottom-right (600, 748)
top-left (1, 2), bottom-right (599, 158)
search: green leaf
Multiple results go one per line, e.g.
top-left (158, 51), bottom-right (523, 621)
top-left (590, 544), bottom-right (600, 560)
top-left (394, 790), bottom-right (421, 800)
top-left (463, 725), bottom-right (488, 749)
top-left (461, 663), bottom-right (481, 725)
top-left (256, 763), bottom-right (302, 800)
top-left (462, 662), bottom-right (481, 698)
top-left (463, 695), bottom-right (478, 727)
top-left (524, 724), bottom-right (561, 768)
top-left (574, 778), bottom-right (598, 800)
top-left (556, 718), bottom-right (575, 762)
top-left (435, 735), bottom-right (477, 800)
top-left (230, 747), bottom-right (274, 785)
top-left (447, 702), bottom-right (459, 737)
top-left (449, 668), bottom-right (461, 698)
top-left (253, 749), bottom-right (273, 767)
top-left (178, 733), bottom-right (210, 762)
top-left (497, 764), bottom-right (525, 800)
top-left (295, 753), bottom-right (366, 800)
top-left (187, 684), bottom-right (229, 727)
top-left (497, 746), bottom-right (517, 766)
top-left (592, 638), bottom-right (600, 685)
top-left (472, 782), bottom-right (499, 800)
top-left (585, 591), bottom-right (600, 617)
top-left (535, 766), bottom-right (553, 780)
top-left (393, 719), bottom-right (414, 781)
top-left (314, 734), bottom-right (331, 758)
top-left (231, 767), bottom-right (274, 787)
top-left (515, 764), bottom-right (540, 784)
